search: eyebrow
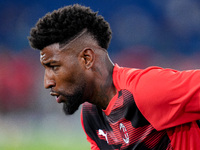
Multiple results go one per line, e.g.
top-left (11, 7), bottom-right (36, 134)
top-left (42, 60), bottom-right (58, 66)
top-left (50, 60), bottom-right (58, 64)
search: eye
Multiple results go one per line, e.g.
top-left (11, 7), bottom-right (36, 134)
top-left (43, 62), bottom-right (59, 71)
top-left (51, 65), bottom-right (59, 71)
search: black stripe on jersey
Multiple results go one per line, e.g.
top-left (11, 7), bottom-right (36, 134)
top-left (82, 90), bottom-right (172, 149)
top-left (122, 90), bottom-right (150, 128)
top-left (196, 120), bottom-right (200, 128)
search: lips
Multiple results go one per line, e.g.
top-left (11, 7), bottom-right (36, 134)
top-left (56, 95), bottom-right (62, 103)
top-left (50, 92), bottom-right (62, 103)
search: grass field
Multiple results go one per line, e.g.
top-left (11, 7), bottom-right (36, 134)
top-left (0, 112), bottom-right (90, 150)
top-left (0, 129), bottom-right (90, 150)
top-left (0, 135), bottom-right (90, 150)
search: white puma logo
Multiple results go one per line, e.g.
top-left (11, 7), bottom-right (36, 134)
top-left (98, 129), bottom-right (109, 143)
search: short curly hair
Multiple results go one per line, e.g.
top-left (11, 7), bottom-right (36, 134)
top-left (28, 4), bottom-right (112, 50)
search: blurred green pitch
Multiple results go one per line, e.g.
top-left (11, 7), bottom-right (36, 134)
top-left (0, 111), bottom-right (90, 150)
top-left (0, 129), bottom-right (90, 150)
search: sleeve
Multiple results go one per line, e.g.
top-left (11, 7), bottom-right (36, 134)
top-left (80, 107), bottom-right (100, 150)
top-left (131, 67), bottom-right (200, 131)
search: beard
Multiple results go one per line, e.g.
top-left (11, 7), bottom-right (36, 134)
top-left (62, 82), bottom-right (86, 115)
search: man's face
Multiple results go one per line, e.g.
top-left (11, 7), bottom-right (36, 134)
top-left (40, 43), bottom-right (86, 115)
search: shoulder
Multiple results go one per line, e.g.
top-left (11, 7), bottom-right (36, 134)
top-left (81, 102), bottom-right (97, 129)
top-left (113, 64), bottom-right (163, 90)
top-left (81, 102), bottom-right (100, 120)
top-left (82, 102), bottom-right (94, 112)
top-left (113, 64), bottom-right (142, 90)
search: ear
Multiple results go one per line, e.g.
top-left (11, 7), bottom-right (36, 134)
top-left (79, 48), bottom-right (95, 69)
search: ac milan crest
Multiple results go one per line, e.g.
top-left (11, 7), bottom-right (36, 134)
top-left (119, 123), bottom-right (129, 144)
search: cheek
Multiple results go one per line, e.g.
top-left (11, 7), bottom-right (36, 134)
top-left (57, 67), bottom-right (85, 93)
top-left (64, 66), bottom-right (83, 83)
top-left (61, 58), bottom-right (82, 84)
top-left (57, 55), bottom-right (86, 93)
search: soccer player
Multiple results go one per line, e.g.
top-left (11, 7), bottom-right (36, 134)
top-left (28, 4), bottom-right (200, 150)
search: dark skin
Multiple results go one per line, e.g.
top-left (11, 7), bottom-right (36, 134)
top-left (40, 32), bottom-right (117, 113)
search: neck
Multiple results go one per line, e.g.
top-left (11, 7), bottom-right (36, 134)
top-left (89, 54), bottom-right (116, 110)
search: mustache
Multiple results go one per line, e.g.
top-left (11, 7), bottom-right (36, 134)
top-left (50, 89), bottom-right (79, 98)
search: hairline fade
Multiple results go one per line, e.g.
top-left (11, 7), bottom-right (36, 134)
top-left (59, 28), bottom-right (92, 49)
top-left (28, 4), bottom-right (112, 51)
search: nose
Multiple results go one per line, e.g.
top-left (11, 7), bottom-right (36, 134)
top-left (44, 71), bottom-right (56, 89)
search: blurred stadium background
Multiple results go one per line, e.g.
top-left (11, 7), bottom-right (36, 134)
top-left (0, 0), bottom-right (200, 149)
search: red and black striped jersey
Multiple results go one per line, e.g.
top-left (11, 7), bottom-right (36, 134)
top-left (81, 64), bottom-right (200, 150)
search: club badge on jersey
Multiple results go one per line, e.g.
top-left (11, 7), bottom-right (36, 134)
top-left (119, 123), bottom-right (129, 144)
top-left (97, 123), bottom-right (130, 146)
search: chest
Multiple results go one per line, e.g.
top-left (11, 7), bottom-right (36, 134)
top-left (82, 90), bottom-right (171, 149)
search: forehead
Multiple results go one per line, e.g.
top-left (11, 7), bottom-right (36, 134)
top-left (40, 43), bottom-right (62, 62)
